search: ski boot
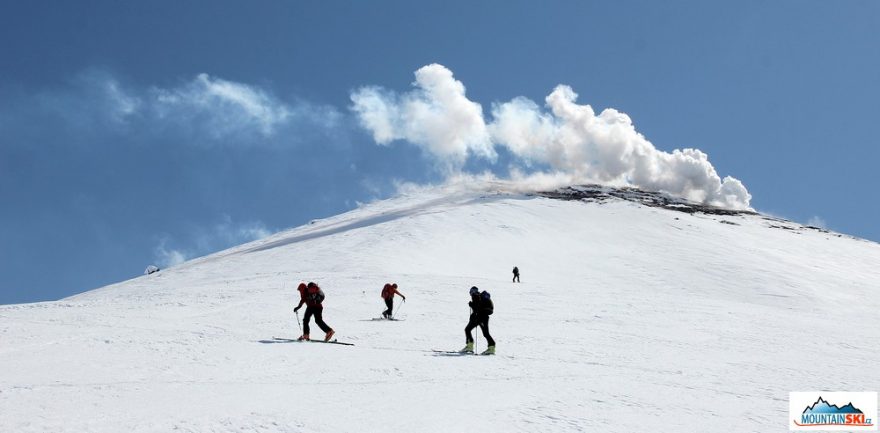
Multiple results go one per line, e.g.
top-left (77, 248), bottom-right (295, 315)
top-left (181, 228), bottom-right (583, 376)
top-left (460, 342), bottom-right (474, 353)
top-left (324, 329), bottom-right (335, 342)
top-left (480, 345), bottom-right (496, 355)
top-left (297, 334), bottom-right (310, 341)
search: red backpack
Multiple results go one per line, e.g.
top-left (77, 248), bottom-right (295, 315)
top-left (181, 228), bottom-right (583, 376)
top-left (306, 283), bottom-right (325, 305)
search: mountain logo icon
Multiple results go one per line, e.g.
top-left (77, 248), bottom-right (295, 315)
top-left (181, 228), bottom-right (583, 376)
top-left (802, 397), bottom-right (864, 415)
top-left (793, 395), bottom-right (875, 429)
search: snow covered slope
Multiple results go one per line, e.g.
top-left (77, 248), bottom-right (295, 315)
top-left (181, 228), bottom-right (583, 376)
top-left (2, 182), bottom-right (878, 432)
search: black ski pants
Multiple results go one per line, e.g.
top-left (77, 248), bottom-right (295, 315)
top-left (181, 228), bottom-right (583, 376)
top-left (303, 305), bottom-right (331, 335)
top-left (383, 297), bottom-right (394, 317)
top-left (465, 314), bottom-right (495, 347)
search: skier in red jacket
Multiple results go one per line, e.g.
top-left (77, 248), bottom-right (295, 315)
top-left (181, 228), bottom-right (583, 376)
top-left (294, 282), bottom-right (335, 341)
top-left (380, 283), bottom-right (406, 319)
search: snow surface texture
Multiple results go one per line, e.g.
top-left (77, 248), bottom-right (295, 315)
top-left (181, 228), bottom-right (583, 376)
top-left (1, 183), bottom-right (878, 432)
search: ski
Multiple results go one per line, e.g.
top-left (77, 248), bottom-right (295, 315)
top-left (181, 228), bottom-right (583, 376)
top-left (371, 317), bottom-right (405, 321)
top-left (432, 349), bottom-right (494, 356)
top-left (272, 337), bottom-right (354, 346)
top-left (432, 349), bottom-right (473, 356)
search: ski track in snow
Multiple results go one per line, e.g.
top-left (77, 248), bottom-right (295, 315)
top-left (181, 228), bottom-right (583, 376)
top-left (1, 187), bottom-right (879, 432)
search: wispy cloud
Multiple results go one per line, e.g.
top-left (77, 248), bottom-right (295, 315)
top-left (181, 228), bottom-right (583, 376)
top-left (154, 237), bottom-right (188, 268)
top-left (153, 217), bottom-right (273, 267)
top-left (151, 73), bottom-right (293, 138)
top-left (199, 216), bottom-right (272, 250)
top-left (26, 70), bottom-right (143, 131)
top-left (100, 76), bottom-right (141, 123)
top-left (4, 70), bottom-right (344, 147)
top-left (806, 216), bottom-right (828, 229)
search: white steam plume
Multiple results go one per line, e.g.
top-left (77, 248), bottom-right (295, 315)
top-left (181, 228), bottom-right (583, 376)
top-left (351, 64), bottom-right (495, 171)
top-left (491, 85), bottom-right (751, 209)
top-left (352, 64), bottom-right (751, 210)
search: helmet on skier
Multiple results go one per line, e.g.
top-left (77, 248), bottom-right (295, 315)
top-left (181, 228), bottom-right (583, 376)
top-left (469, 286), bottom-right (479, 295)
top-left (307, 282), bottom-right (317, 288)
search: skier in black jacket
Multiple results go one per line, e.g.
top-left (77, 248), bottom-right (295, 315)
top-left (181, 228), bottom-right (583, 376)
top-left (461, 286), bottom-right (495, 354)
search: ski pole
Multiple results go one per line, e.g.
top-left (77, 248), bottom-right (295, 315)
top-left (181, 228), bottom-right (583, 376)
top-left (295, 310), bottom-right (302, 332)
top-left (475, 324), bottom-right (479, 354)
top-left (393, 298), bottom-right (405, 318)
top-left (473, 307), bottom-right (478, 354)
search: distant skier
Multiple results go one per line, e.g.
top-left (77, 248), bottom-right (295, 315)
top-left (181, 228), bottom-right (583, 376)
top-left (293, 282), bottom-right (335, 342)
top-left (380, 283), bottom-right (406, 319)
top-left (512, 266), bottom-right (520, 283)
top-left (461, 286), bottom-right (495, 355)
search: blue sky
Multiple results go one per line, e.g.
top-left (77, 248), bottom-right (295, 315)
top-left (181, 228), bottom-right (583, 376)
top-left (1, 1), bottom-right (878, 304)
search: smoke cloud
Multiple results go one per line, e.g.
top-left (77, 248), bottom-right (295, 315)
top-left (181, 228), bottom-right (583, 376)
top-left (351, 64), bottom-right (495, 172)
top-left (351, 64), bottom-right (752, 210)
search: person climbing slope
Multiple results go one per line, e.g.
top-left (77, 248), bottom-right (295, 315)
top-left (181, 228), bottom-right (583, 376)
top-left (462, 286), bottom-right (495, 355)
top-left (294, 281), bottom-right (335, 342)
top-left (380, 283), bottom-right (406, 319)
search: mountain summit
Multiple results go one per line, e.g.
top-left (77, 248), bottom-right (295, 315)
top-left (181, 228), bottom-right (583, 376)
top-left (1, 182), bottom-right (878, 432)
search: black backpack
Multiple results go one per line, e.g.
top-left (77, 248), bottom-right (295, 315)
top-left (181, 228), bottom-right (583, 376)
top-left (481, 291), bottom-right (493, 315)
